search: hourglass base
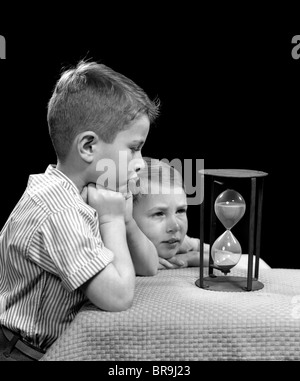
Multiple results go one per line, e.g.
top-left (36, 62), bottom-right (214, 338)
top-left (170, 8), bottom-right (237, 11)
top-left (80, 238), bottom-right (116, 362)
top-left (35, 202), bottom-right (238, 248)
top-left (195, 276), bottom-right (264, 292)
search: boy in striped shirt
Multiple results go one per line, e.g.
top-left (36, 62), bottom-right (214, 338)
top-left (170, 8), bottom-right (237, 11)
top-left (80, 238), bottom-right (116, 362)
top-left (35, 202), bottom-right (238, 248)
top-left (0, 61), bottom-right (159, 360)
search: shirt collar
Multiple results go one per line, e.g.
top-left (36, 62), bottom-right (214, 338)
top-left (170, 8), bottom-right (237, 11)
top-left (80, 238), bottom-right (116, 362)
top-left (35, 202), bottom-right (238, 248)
top-left (45, 164), bottom-right (80, 196)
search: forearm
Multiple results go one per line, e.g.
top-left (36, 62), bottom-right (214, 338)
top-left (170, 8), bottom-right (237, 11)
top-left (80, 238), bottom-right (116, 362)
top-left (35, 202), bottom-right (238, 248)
top-left (184, 248), bottom-right (210, 267)
top-left (163, 247), bottom-right (210, 269)
top-left (82, 219), bottom-right (136, 312)
top-left (100, 219), bottom-right (135, 284)
top-left (126, 218), bottom-right (159, 276)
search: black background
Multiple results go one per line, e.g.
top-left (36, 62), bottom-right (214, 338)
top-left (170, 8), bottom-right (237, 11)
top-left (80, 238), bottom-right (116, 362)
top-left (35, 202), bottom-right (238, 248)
top-left (0, 9), bottom-right (299, 269)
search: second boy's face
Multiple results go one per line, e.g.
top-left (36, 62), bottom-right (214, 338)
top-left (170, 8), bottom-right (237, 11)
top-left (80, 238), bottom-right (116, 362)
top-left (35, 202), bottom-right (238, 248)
top-left (133, 187), bottom-right (188, 259)
top-left (94, 115), bottom-right (150, 193)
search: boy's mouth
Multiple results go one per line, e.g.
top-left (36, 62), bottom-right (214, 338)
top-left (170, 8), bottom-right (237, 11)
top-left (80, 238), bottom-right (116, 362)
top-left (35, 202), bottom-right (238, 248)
top-left (162, 238), bottom-right (180, 244)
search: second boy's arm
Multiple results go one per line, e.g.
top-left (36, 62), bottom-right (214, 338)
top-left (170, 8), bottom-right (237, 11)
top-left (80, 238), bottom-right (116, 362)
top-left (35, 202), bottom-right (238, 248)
top-left (125, 193), bottom-right (159, 276)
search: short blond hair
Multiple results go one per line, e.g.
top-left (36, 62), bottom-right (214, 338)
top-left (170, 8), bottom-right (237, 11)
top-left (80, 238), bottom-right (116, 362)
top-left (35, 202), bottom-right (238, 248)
top-left (48, 60), bottom-right (160, 162)
top-left (134, 157), bottom-right (185, 203)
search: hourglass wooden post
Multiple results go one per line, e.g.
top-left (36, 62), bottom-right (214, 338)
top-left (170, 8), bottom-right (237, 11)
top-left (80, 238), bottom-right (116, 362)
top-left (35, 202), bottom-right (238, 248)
top-left (196, 169), bottom-right (268, 292)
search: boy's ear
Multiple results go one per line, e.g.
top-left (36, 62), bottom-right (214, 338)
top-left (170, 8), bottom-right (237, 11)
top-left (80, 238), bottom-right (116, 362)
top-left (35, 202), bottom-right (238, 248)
top-left (77, 131), bottom-right (99, 163)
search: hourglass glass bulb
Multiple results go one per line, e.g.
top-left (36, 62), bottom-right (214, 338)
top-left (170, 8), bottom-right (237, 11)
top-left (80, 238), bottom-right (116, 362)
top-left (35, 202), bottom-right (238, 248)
top-left (211, 230), bottom-right (242, 274)
top-left (214, 189), bottom-right (246, 229)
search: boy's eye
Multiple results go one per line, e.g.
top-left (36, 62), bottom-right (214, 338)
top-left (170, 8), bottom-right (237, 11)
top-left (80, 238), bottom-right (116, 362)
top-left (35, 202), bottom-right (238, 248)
top-left (130, 144), bottom-right (143, 153)
top-left (152, 211), bottom-right (164, 217)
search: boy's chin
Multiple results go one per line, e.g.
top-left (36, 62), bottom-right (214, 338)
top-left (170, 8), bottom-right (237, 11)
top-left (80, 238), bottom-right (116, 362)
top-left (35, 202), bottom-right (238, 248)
top-left (159, 249), bottom-right (178, 260)
top-left (117, 179), bottom-right (140, 195)
top-left (95, 181), bottom-right (127, 194)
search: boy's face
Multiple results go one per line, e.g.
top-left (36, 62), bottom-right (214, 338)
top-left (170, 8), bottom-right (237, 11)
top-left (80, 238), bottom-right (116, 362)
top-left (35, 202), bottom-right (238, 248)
top-left (94, 115), bottom-right (150, 193)
top-left (133, 186), bottom-right (188, 259)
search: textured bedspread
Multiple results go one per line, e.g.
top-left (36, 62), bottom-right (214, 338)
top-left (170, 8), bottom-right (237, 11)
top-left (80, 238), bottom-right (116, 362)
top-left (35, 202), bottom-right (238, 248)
top-left (41, 266), bottom-right (300, 361)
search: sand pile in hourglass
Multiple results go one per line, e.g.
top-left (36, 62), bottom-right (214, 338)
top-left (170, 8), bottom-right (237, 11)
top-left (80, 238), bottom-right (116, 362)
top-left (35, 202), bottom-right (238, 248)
top-left (211, 189), bottom-right (246, 272)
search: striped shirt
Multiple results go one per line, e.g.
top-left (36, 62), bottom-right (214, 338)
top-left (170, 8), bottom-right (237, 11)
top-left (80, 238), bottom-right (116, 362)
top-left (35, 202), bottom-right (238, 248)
top-left (0, 165), bottom-right (114, 350)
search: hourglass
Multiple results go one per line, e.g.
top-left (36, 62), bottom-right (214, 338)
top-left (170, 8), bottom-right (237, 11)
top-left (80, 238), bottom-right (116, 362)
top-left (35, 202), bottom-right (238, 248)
top-left (211, 189), bottom-right (245, 274)
top-left (196, 169), bottom-right (268, 292)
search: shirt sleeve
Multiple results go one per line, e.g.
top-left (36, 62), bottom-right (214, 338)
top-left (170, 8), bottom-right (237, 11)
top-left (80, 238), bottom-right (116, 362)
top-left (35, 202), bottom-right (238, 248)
top-left (28, 206), bottom-right (114, 292)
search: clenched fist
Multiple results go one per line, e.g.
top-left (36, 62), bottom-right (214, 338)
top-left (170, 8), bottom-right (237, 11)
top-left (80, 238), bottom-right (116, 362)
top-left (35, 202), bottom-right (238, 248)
top-left (86, 183), bottom-right (126, 225)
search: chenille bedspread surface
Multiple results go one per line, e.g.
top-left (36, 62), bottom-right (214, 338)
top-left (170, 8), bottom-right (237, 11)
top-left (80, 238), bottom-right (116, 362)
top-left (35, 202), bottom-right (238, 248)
top-left (41, 266), bottom-right (300, 361)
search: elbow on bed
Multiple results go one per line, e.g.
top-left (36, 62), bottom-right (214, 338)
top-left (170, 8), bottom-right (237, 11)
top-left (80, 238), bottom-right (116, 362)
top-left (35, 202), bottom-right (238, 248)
top-left (136, 263), bottom-right (158, 277)
top-left (106, 296), bottom-right (134, 312)
top-left (96, 289), bottom-right (135, 312)
top-left (82, 278), bottom-right (135, 312)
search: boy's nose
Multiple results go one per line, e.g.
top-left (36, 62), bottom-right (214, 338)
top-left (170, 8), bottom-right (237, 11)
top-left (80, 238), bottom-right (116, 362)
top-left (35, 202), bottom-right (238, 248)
top-left (133, 157), bottom-right (145, 173)
top-left (166, 218), bottom-right (180, 233)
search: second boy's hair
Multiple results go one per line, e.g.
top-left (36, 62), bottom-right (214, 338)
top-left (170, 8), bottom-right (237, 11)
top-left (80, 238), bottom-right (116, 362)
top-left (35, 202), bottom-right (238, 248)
top-left (133, 157), bottom-right (185, 203)
top-left (47, 60), bottom-right (160, 162)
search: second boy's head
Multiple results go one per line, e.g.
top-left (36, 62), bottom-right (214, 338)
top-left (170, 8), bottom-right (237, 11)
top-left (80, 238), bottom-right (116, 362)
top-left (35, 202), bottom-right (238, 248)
top-left (47, 60), bottom-right (159, 191)
top-left (133, 158), bottom-right (188, 259)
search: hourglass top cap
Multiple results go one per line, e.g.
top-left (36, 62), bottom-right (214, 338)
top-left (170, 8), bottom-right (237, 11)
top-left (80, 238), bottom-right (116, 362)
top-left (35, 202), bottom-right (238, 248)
top-left (199, 169), bottom-right (268, 178)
